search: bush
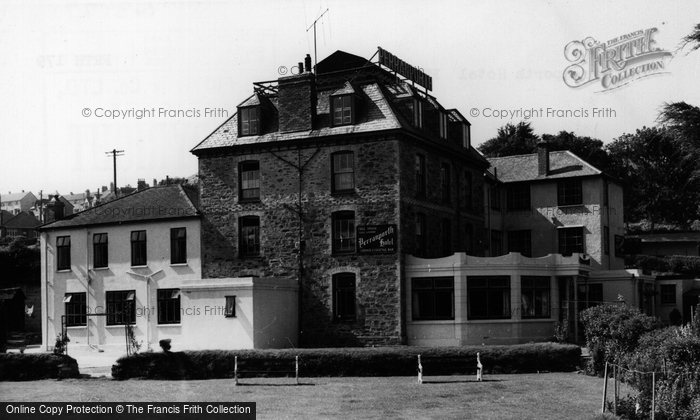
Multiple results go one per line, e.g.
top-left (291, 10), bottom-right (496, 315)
top-left (0, 353), bottom-right (79, 381)
top-left (613, 306), bottom-right (700, 420)
top-left (580, 304), bottom-right (662, 372)
top-left (112, 343), bottom-right (581, 380)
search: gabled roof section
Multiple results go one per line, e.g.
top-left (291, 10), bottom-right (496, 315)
top-left (237, 92), bottom-right (274, 109)
top-left (38, 185), bottom-right (199, 230)
top-left (3, 211), bottom-right (40, 229)
top-left (330, 81), bottom-right (359, 96)
top-left (487, 150), bottom-right (602, 183)
top-left (1, 191), bottom-right (36, 203)
top-left (448, 109), bottom-right (471, 125)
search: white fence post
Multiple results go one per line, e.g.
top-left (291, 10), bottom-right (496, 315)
top-left (417, 355), bottom-right (423, 384)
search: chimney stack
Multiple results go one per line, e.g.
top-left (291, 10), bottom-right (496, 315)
top-left (277, 55), bottom-right (316, 133)
top-left (537, 141), bottom-right (549, 176)
top-left (44, 195), bottom-right (65, 222)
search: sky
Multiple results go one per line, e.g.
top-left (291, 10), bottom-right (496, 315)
top-left (2, 0), bottom-right (699, 197)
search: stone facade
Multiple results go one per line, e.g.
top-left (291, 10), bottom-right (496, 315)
top-left (192, 50), bottom-right (490, 347)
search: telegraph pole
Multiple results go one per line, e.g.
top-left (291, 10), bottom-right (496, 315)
top-left (105, 149), bottom-right (124, 196)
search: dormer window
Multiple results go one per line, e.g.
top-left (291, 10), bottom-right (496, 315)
top-left (331, 95), bottom-right (354, 126)
top-left (439, 112), bottom-right (448, 139)
top-left (413, 98), bottom-right (423, 129)
top-left (462, 123), bottom-right (471, 148)
top-left (238, 106), bottom-right (260, 136)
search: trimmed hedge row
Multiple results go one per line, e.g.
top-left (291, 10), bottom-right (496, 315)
top-left (629, 254), bottom-right (700, 275)
top-left (0, 353), bottom-right (80, 381)
top-left (111, 342), bottom-right (581, 380)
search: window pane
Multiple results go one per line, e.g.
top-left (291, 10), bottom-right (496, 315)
top-left (412, 277), bottom-right (454, 320)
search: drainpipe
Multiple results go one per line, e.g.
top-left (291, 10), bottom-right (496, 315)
top-left (44, 233), bottom-right (49, 351)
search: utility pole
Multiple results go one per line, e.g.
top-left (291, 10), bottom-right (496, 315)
top-left (105, 149), bottom-right (124, 197)
top-left (306, 8), bottom-right (329, 73)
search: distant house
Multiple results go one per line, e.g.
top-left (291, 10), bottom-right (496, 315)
top-left (1, 211), bottom-right (41, 239)
top-left (38, 185), bottom-right (298, 353)
top-left (1, 191), bottom-right (38, 216)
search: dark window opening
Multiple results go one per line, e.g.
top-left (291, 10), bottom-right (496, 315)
top-left (106, 290), bottom-right (136, 325)
top-left (558, 179), bottom-right (583, 206)
top-left (412, 277), bottom-right (454, 320)
top-left (239, 161), bottom-right (260, 201)
top-left (332, 211), bottom-right (355, 254)
top-left (57, 236), bottom-right (71, 271)
top-left (333, 273), bottom-right (356, 322)
top-left (157, 289), bottom-right (181, 324)
top-left (521, 276), bottom-right (550, 318)
top-left (171, 228), bottom-right (187, 264)
top-left (332, 152), bottom-right (354, 193)
top-left (130, 231), bottom-right (147, 266)
top-left (467, 276), bottom-right (511, 320)
top-left (239, 216), bottom-right (260, 257)
top-left (64, 293), bottom-right (86, 327)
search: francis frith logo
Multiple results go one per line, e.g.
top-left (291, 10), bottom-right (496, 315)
top-left (563, 28), bottom-right (672, 92)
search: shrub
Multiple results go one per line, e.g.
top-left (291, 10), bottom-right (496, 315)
top-left (112, 343), bottom-right (581, 380)
top-left (580, 304), bottom-right (661, 371)
top-left (0, 353), bottom-right (79, 381)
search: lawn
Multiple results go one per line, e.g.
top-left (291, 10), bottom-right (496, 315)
top-left (0, 373), bottom-right (613, 420)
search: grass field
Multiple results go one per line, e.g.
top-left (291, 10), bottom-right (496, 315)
top-left (0, 373), bottom-right (620, 419)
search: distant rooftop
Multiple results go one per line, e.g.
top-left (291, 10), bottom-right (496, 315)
top-left (487, 150), bottom-right (602, 183)
top-left (39, 185), bottom-right (199, 230)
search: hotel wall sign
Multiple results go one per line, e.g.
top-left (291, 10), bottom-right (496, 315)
top-left (357, 224), bottom-right (397, 254)
top-left (377, 47), bottom-right (433, 91)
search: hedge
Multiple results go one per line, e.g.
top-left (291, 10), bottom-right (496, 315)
top-left (111, 342), bottom-right (581, 380)
top-left (629, 254), bottom-right (700, 275)
top-left (0, 353), bottom-right (80, 381)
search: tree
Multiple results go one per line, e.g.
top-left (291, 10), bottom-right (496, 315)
top-left (658, 101), bottom-right (700, 181)
top-left (607, 127), bottom-right (700, 228)
top-left (478, 121), bottom-right (539, 157)
top-left (541, 131), bottom-right (610, 171)
top-left (679, 23), bottom-right (700, 54)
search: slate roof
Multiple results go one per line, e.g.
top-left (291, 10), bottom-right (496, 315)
top-left (487, 150), bottom-right (602, 183)
top-left (1, 192), bottom-right (34, 203)
top-left (38, 185), bottom-right (199, 230)
top-left (190, 50), bottom-right (489, 168)
top-left (2, 211), bottom-right (40, 229)
top-left (0, 210), bottom-right (13, 225)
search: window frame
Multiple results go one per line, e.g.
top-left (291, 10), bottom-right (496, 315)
top-left (64, 292), bottom-right (86, 327)
top-left (332, 211), bottom-right (356, 255)
top-left (521, 276), bottom-right (551, 318)
top-left (464, 171), bottom-right (473, 212)
top-left (239, 160), bottom-right (261, 202)
top-left (415, 213), bottom-right (427, 258)
top-left (557, 179), bottom-right (583, 206)
top-left (439, 111), bottom-right (448, 139)
top-left (56, 236), bottom-right (71, 271)
top-left (413, 98), bottom-right (423, 129)
top-left (467, 276), bottom-right (511, 320)
top-left (490, 229), bottom-right (503, 256)
top-left (331, 151), bottom-right (355, 194)
top-left (130, 230), bottom-right (147, 267)
top-left (93, 233), bottom-right (108, 268)
top-left (238, 106), bottom-right (260, 136)
top-left (239, 216), bottom-right (261, 257)
top-left (331, 94), bottom-right (354, 126)
top-left (660, 284), bottom-right (676, 304)
top-left (558, 227), bottom-right (585, 256)
top-left (170, 228), bottom-right (187, 264)
top-left (441, 218), bottom-right (452, 256)
top-left (332, 273), bottom-right (356, 322)
top-left (415, 154), bottom-right (426, 197)
top-left (507, 230), bottom-right (532, 257)
top-left (506, 183), bottom-right (531, 210)
top-left (225, 296), bottom-right (236, 317)
top-left (157, 289), bottom-right (181, 324)
top-left (106, 290), bottom-right (136, 326)
top-left (440, 163), bottom-right (451, 203)
top-left (411, 277), bottom-right (455, 321)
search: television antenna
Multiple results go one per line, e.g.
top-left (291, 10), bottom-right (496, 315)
top-left (306, 8), bottom-right (329, 73)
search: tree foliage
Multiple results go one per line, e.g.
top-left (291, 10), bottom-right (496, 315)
top-left (606, 126), bottom-right (700, 228)
top-left (580, 303), bottom-right (661, 367)
top-left (478, 121), bottom-right (539, 157)
top-left (478, 122), bottom-right (610, 172)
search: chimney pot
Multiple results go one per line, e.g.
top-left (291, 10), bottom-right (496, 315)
top-left (305, 54), bottom-right (312, 73)
top-left (298, 62), bottom-right (304, 73)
